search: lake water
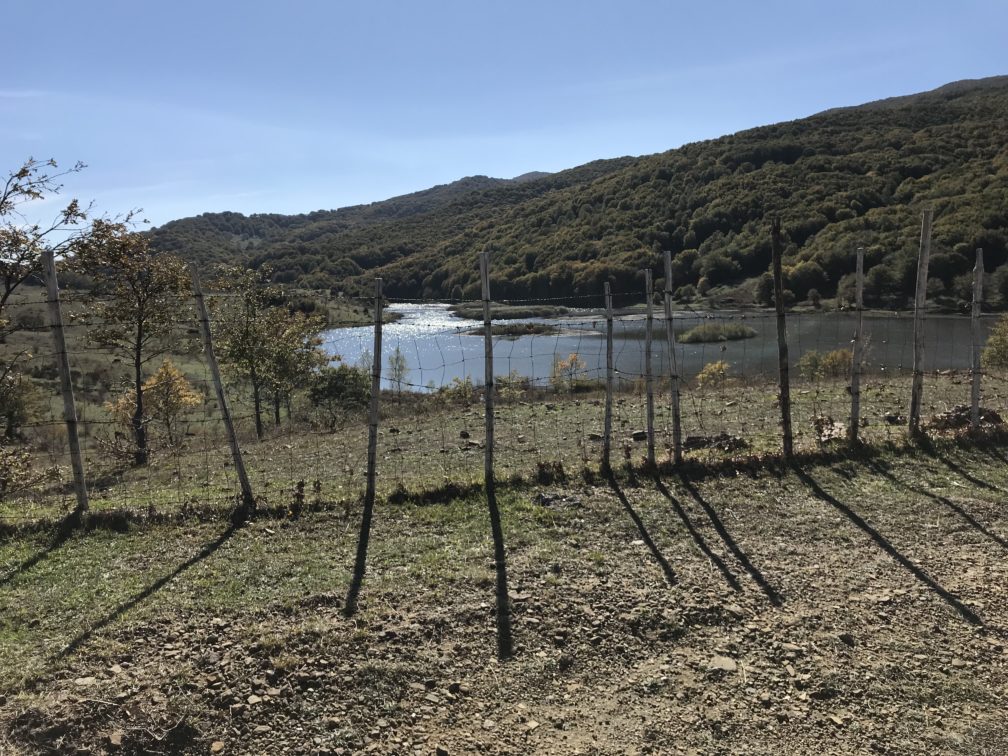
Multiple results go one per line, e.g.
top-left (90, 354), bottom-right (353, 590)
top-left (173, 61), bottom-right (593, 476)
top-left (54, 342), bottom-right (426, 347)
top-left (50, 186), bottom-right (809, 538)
top-left (320, 303), bottom-right (996, 392)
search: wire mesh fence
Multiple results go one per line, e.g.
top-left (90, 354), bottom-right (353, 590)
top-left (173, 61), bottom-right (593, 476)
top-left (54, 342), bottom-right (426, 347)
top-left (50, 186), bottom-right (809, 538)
top-left (2, 271), bottom-right (1006, 531)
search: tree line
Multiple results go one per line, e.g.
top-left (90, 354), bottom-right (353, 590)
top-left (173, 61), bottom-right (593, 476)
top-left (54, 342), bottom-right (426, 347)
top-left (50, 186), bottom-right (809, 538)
top-left (148, 77), bottom-right (1008, 310)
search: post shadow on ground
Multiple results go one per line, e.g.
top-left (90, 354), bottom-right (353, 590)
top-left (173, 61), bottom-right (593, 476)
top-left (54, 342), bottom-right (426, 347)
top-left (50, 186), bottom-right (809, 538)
top-left (919, 437), bottom-right (1004, 493)
top-left (58, 522), bottom-right (239, 658)
top-left (863, 457), bottom-right (1008, 553)
top-left (606, 473), bottom-right (677, 587)
top-left (652, 477), bottom-right (741, 594)
top-left (0, 509), bottom-right (87, 589)
top-left (793, 466), bottom-right (983, 626)
top-left (673, 475), bottom-right (783, 607)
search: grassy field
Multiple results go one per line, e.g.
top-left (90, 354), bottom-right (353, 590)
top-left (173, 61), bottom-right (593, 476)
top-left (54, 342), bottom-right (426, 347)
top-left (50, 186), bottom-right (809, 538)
top-left (4, 366), bottom-right (1008, 527)
top-left (2, 439), bottom-right (1007, 754)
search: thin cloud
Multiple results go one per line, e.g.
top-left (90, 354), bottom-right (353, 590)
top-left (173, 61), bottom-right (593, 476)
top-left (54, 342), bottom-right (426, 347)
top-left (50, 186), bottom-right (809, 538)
top-left (0, 89), bottom-right (50, 99)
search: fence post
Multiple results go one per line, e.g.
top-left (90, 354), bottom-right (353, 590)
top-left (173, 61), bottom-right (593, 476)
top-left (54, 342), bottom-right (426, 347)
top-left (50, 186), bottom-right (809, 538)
top-left (42, 249), bottom-right (89, 516)
top-left (849, 246), bottom-right (865, 446)
top-left (479, 249), bottom-right (513, 659)
top-left (603, 281), bottom-right (614, 473)
top-left (644, 269), bottom-right (656, 468)
top-left (770, 219), bottom-right (793, 458)
top-left (971, 248), bottom-right (984, 433)
top-left (662, 251), bottom-right (683, 464)
top-left (345, 278), bottom-right (383, 615)
top-left (189, 264), bottom-right (255, 520)
top-left (909, 207), bottom-right (934, 438)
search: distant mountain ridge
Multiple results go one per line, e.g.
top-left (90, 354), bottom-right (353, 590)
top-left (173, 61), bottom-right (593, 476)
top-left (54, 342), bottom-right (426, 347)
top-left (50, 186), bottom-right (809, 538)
top-left (150, 75), bottom-right (1008, 308)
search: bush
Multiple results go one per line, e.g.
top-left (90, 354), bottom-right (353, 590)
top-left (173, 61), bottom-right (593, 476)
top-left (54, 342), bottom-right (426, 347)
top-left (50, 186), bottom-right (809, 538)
top-left (439, 375), bottom-right (476, 405)
top-left (496, 370), bottom-right (530, 401)
top-left (983, 314), bottom-right (1008, 368)
top-left (696, 360), bottom-right (729, 389)
top-left (309, 363), bottom-right (370, 429)
top-left (0, 445), bottom-right (58, 502)
top-left (797, 349), bottom-right (852, 381)
top-left (551, 353), bottom-right (587, 392)
top-left (1, 368), bottom-right (44, 439)
top-left (677, 322), bottom-right (757, 344)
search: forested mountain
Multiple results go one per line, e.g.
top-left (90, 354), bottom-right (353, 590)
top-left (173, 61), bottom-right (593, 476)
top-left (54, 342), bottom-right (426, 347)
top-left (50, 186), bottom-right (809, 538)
top-left (150, 76), bottom-right (1008, 307)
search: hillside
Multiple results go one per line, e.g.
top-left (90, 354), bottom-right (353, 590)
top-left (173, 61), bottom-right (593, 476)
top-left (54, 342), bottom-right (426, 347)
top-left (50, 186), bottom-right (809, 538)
top-left (150, 77), bottom-right (1008, 307)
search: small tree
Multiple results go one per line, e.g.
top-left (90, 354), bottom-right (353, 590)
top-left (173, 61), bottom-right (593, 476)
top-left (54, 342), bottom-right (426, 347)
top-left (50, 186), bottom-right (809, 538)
top-left (74, 221), bottom-right (191, 465)
top-left (388, 345), bottom-right (409, 394)
top-left (213, 266), bottom-right (325, 438)
top-left (144, 359), bottom-right (202, 446)
top-left (106, 359), bottom-right (201, 452)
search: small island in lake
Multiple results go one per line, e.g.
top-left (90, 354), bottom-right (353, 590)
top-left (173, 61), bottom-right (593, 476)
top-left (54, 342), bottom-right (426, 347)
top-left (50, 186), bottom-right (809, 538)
top-left (677, 322), bottom-right (757, 343)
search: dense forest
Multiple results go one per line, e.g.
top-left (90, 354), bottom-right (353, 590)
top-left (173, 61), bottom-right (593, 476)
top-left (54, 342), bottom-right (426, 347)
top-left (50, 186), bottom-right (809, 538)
top-left (149, 76), bottom-right (1008, 308)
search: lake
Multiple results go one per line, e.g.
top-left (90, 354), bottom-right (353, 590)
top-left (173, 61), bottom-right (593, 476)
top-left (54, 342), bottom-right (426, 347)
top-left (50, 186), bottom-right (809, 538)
top-left (320, 303), bottom-right (996, 392)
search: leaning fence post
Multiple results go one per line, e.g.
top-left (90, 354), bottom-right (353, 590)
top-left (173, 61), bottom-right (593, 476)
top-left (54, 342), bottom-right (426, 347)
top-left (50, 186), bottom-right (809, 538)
top-left (849, 246), bottom-right (865, 446)
top-left (189, 264), bottom-right (255, 519)
top-left (603, 281), bottom-right (614, 473)
top-left (909, 207), bottom-right (934, 438)
top-left (479, 249), bottom-right (513, 659)
top-left (644, 269), bottom-right (656, 468)
top-left (662, 251), bottom-right (683, 464)
top-left (770, 219), bottom-right (793, 458)
top-left (42, 249), bottom-right (89, 516)
top-left (345, 278), bottom-right (383, 615)
top-left (971, 248), bottom-right (984, 433)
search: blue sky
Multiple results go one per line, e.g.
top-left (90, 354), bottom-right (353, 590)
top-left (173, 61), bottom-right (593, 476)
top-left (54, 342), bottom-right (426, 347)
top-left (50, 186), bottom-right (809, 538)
top-left (3, 1), bottom-right (1006, 227)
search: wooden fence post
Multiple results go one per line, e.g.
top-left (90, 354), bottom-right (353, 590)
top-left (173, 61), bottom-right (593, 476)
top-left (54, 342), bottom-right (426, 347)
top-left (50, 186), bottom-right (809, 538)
top-left (662, 251), bottom-right (683, 464)
top-left (345, 278), bottom-right (383, 615)
top-left (603, 281), bottom-right (614, 473)
top-left (479, 249), bottom-right (513, 659)
top-left (644, 269), bottom-right (656, 468)
top-left (42, 249), bottom-right (89, 515)
top-left (849, 246), bottom-right (865, 446)
top-left (189, 264), bottom-right (255, 519)
top-left (971, 248), bottom-right (984, 433)
top-left (909, 207), bottom-right (933, 438)
top-left (770, 219), bottom-right (793, 458)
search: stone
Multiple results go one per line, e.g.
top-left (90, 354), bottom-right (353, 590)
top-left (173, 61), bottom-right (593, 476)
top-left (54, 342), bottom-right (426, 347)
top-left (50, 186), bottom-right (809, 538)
top-left (707, 655), bottom-right (738, 674)
top-left (211, 742), bottom-right (226, 754)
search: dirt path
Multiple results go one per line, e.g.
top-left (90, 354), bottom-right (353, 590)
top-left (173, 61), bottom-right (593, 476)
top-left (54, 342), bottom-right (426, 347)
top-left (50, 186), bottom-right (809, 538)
top-left (2, 446), bottom-right (1007, 754)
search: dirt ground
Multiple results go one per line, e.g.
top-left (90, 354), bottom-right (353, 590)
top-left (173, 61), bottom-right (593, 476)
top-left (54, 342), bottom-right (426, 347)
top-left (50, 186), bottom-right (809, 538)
top-left (2, 441), bottom-right (1007, 755)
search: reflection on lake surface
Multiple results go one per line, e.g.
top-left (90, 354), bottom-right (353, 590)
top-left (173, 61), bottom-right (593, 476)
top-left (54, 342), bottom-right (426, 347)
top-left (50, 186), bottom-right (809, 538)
top-left (320, 303), bottom-right (994, 392)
